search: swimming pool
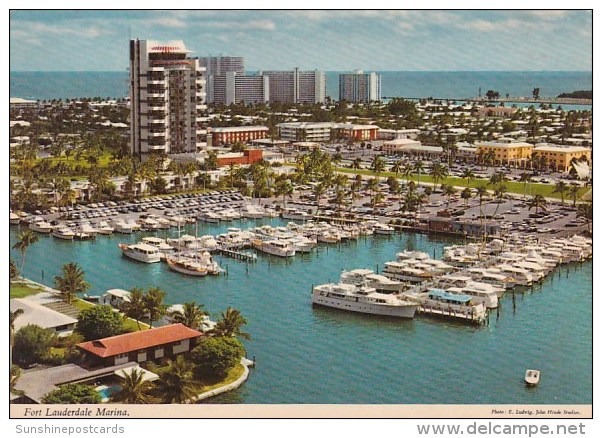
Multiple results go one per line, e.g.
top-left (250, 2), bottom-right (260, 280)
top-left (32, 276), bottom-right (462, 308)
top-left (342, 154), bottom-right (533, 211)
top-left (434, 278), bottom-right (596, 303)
top-left (96, 384), bottom-right (122, 401)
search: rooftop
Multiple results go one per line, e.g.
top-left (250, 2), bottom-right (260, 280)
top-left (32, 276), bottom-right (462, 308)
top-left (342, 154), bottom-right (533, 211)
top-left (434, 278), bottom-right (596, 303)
top-left (10, 298), bottom-right (78, 331)
top-left (77, 323), bottom-right (202, 358)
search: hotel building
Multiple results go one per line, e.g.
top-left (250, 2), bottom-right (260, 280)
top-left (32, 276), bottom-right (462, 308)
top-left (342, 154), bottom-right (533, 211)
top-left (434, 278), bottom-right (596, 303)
top-left (129, 39), bottom-right (206, 157)
top-left (198, 56), bottom-right (245, 104)
top-left (475, 141), bottom-right (533, 167)
top-left (208, 126), bottom-right (269, 146)
top-left (262, 68), bottom-right (326, 104)
top-left (339, 70), bottom-right (382, 103)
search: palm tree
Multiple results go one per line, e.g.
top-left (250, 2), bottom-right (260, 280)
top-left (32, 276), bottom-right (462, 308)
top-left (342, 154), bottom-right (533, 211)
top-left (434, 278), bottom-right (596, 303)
top-left (401, 163), bottom-right (414, 186)
top-left (391, 159), bottom-right (404, 176)
top-left (568, 184), bottom-right (580, 207)
top-left (156, 356), bottom-right (196, 404)
top-left (519, 172), bottom-right (532, 200)
top-left (475, 184), bottom-right (489, 219)
top-left (413, 160), bottom-right (424, 187)
top-left (312, 182), bottom-right (327, 217)
top-left (10, 308), bottom-right (24, 346)
top-left (12, 229), bottom-right (39, 273)
top-left (553, 181), bottom-right (568, 205)
top-left (10, 365), bottom-right (24, 397)
top-left (442, 184), bottom-right (456, 211)
top-left (461, 187), bottom-right (472, 206)
top-left (121, 287), bottom-right (147, 330)
top-left (142, 287), bottom-right (167, 328)
top-left (527, 194), bottom-right (548, 215)
top-left (211, 307), bottom-right (250, 339)
top-left (169, 301), bottom-right (207, 331)
top-left (274, 177), bottom-right (294, 209)
top-left (111, 367), bottom-right (155, 404)
top-left (371, 156), bottom-right (386, 176)
top-left (461, 169), bottom-right (475, 188)
top-left (429, 163), bottom-right (448, 190)
top-left (53, 262), bottom-right (90, 304)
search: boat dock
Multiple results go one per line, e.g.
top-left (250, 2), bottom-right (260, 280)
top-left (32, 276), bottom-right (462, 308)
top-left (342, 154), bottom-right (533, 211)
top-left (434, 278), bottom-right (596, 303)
top-left (415, 303), bottom-right (487, 324)
top-left (215, 247), bottom-right (258, 262)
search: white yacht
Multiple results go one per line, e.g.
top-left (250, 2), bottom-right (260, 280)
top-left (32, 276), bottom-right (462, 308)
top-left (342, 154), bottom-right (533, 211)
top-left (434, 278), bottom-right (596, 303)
top-left (312, 282), bottom-right (418, 318)
top-left (241, 204), bottom-right (265, 219)
top-left (340, 269), bottom-right (405, 293)
top-left (252, 239), bottom-right (296, 257)
top-left (113, 219), bottom-right (134, 234)
top-left (372, 223), bottom-right (395, 235)
top-left (118, 243), bottom-right (161, 263)
top-left (497, 265), bottom-right (534, 286)
top-left (406, 288), bottom-right (487, 323)
top-left (95, 221), bottom-right (114, 235)
top-left (466, 267), bottom-right (516, 291)
top-left (166, 256), bottom-right (208, 277)
top-left (512, 261), bottom-right (547, 281)
top-left (199, 211), bottom-right (220, 224)
top-left (52, 226), bottom-right (75, 240)
top-left (10, 212), bottom-right (20, 225)
top-left (438, 275), bottom-right (500, 309)
top-left (141, 236), bottom-right (175, 254)
top-left (281, 208), bottom-right (312, 221)
top-left (29, 217), bottom-right (53, 233)
top-left (382, 261), bottom-right (433, 283)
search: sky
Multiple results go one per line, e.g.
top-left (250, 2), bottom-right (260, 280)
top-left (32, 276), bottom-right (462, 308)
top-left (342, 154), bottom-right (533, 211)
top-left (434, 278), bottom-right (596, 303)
top-left (9, 10), bottom-right (593, 72)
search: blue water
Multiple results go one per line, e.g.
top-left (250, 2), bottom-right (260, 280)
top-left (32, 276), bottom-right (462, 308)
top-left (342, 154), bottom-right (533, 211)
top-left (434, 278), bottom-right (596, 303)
top-left (97, 384), bottom-right (122, 400)
top-left (10, 221), bottom-right (592, 404)
top-left (10, 71), bottom-right (592, 109)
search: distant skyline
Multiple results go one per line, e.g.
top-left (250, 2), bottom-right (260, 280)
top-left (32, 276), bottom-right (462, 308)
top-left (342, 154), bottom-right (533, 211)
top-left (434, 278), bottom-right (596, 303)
top-left (10, 10), bottom-right (592, 72)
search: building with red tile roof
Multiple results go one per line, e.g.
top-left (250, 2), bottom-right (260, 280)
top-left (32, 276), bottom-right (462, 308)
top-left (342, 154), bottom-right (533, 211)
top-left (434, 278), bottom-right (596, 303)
top-left (77, 323), bottom-right (203, 366)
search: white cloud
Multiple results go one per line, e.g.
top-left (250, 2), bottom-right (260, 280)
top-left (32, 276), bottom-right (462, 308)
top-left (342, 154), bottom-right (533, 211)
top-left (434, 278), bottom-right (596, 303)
top-left (146, 16), bottom-right (187, 28)
top-left (527, 10), bottom-right (569, 20)
top-left (11, 20), bottom-right (103, 38)
top-left (204, 19), bottom-right (276, 31)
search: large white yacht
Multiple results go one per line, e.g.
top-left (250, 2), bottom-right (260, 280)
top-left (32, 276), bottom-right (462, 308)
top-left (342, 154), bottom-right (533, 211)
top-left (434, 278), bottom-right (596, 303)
top-left (340, 269), bottom-right (405, 293)
top-left (52, 226), bottom-right (75, 240)
top-left (382, 261), bottom-right (433, 283)
top-left (118, 243), bottom-right (161, 263)
top-left (437, 275), bottom-right (500, 308)
top-left (312, 282), bottom-right (418, 318)
top-left (252, 239), bottom-right (296, 257)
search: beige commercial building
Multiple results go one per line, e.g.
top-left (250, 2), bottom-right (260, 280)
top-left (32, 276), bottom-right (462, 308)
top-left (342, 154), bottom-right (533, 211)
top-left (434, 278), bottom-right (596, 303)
top-left (533, 145), bottom-right (592, 172)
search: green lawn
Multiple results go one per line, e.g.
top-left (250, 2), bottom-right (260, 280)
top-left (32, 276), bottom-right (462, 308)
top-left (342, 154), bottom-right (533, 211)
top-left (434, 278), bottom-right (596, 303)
top-left (10, 282), bottom-right (44, 298)
top-left (336, 167), bottom-right (589, 200)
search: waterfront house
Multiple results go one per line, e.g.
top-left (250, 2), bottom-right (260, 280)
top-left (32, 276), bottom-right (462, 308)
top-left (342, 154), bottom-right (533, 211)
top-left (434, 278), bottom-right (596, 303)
top-left (77, 323), bottom-right (203, 366)
top-left (10, 298), bottom-right (77, 337)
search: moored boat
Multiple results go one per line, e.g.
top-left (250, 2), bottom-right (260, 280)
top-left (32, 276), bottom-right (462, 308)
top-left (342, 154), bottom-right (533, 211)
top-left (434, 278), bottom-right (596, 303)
top-left (312, 282), bottom-right (418, 318)
top-left (118, 243), bottom-right (161, 263)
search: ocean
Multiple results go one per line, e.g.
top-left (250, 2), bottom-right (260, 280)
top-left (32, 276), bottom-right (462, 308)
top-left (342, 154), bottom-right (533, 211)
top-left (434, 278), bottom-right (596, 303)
top-left (10, 71), bottom-right (592, 104)
top-left (10, 221), bottom-right (592, 404)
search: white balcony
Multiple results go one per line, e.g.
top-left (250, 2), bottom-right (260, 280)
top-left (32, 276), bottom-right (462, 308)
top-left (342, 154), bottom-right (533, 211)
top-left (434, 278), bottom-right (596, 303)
top-left (146, 144), bottom-right (167, 151)
top-left (147, 79), bottom-right (165, 85)
top-left (147, 92), bottom-right (165, 98)
top-left (196, 104), bottom-right (207, 110)
top-left (148, 131), bottom-right (166, 137)
top-left (148, 117), bottom-right (166, 124)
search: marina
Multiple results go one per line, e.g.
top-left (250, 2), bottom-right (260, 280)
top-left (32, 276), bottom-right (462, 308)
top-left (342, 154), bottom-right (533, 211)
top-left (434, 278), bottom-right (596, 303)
top-left (9, 218), bottom-right (592, 404)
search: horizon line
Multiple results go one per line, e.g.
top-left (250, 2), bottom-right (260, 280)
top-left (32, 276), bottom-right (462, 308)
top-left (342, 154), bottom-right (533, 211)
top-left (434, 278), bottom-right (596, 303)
top-left (9, 70), bottom-right (594, 74)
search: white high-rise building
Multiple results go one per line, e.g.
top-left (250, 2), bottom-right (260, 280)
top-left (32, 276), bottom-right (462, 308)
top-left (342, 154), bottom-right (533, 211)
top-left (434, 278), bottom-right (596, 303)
top-left (198, 56), bottom-right (244, 104)
top-left (339, 70), bottom-right (381, 103)
top-left (262, 68), bottom-right (326, 104)
top-left (130, 39), bottom-right (206, 157)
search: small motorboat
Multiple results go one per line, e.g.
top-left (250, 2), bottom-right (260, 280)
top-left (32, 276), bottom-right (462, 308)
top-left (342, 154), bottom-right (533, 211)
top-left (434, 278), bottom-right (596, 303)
top-left (525, 369), bottom-right (540, 385)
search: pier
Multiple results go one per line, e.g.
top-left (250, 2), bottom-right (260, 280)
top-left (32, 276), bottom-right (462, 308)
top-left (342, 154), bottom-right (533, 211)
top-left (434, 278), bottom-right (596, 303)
top-left (215, 247), bottom-right (258, 262)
